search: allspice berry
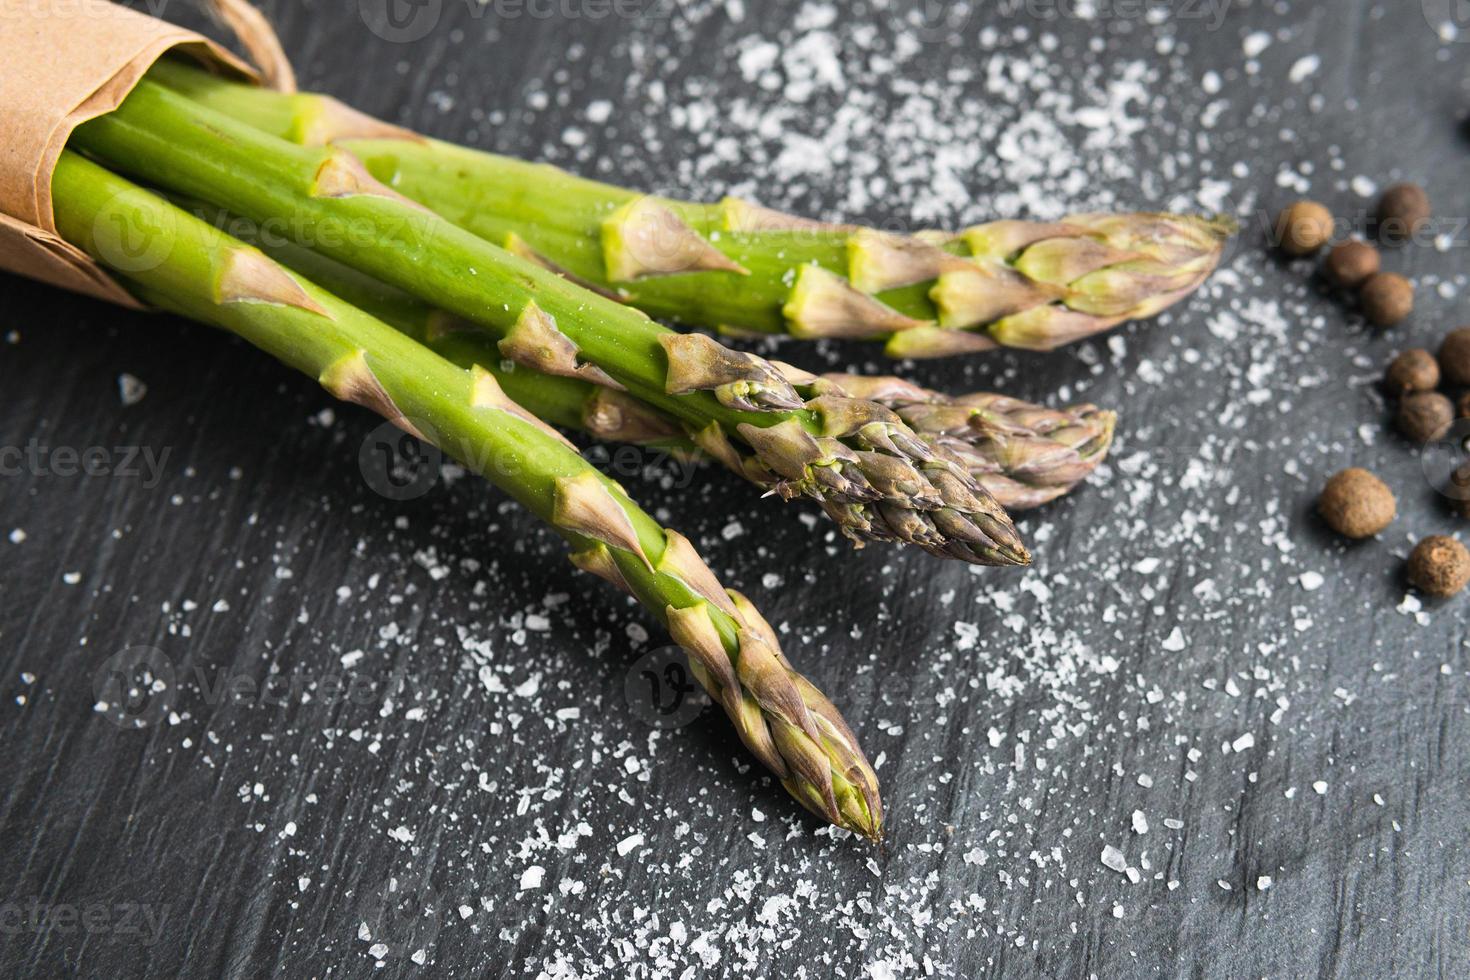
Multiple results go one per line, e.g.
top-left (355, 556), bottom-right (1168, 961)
top-left (1396, 391), bottom-right (1454, 443)
top-left (1377, 183), bottom-right (1431, 245)
top-left (1274, 201), bottom-right (1334, 256)
top-left (1406, 536), bottom-right (1470, 597)
top-left (1453, 463), bottom-right (1470, 518)
top-left (1384, 349), bottom-right (1440, 394)
top-left (1317, 468), bottom-right (1396, 539)
top-left (1438, 327), bottom-right (1470, 386)
top-left (1324, 239), bottom-right (1380, 289)
top-left (1359, 272), bottom-right (1413, 326)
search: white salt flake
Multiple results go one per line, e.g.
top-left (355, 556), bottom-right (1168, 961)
top-left (1288, 55), bottom-right (1320, 83)
top-left (118, 373), bottom-right (147, 406)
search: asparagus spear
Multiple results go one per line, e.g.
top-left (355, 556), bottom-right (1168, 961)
top-left (196, 208), bottom-right (1114, 511)
top-left (146, 59), bottom-right (1233, 360)
top-left (70, 78), bottom-right (1028, 567)
top-left (50, 149), bottom-right (882, 837)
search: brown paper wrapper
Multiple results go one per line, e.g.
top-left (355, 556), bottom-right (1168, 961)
top-left (0, 0), bottom-right (259, 307)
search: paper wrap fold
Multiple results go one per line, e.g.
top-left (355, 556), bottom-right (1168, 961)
top-left (0, 0), bottom-right (260, 307)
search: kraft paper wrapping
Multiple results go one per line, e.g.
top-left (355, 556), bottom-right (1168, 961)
top-left (0, 0), bottom-right (258, 307)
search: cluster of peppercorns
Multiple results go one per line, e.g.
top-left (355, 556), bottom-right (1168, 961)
top-left (1274, 183), bottom-right (1430, 327)
top-left (1313, 330), bottom-right (1470, 598)
top-left (1385, 328), bottom-right (1470, 444)
top-left (1293, 182), bottom-right (1470, 597)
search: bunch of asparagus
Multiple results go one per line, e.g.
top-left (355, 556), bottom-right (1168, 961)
top-left (41, 61), bottom-right (1227, 836)
top-left (54, 149), bottom-right (883, 837)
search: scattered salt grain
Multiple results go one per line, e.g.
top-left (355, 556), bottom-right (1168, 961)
top-left (1288, 55), bottom-right (1320, 83)
top-left (1242, 32), bottom-right (1272, 58)
top-left (117, 373), bottom-right (147, 406)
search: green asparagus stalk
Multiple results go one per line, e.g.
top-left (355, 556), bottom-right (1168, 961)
top-left (70, 78), bottom-right (1029, 567)
top-left (50, 148), bottom-right (882, 838)
top-left (146, 59), bottom-right (1233, 360)
top-left (195, 206), bottom-right (1114, 511)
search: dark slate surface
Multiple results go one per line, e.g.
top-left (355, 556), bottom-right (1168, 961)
top-left (4, 1), bottom-right (1470, 977)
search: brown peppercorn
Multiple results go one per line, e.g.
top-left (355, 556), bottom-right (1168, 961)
top-left (1438, 327), bottom-right (1470, 386)
top-left (1396, 391), bottom-right (1454, 443)
top-left (1324, 239), bottom-right (1380, 289)
top-left (1453, 463), bottom-right (1470, 519)
top-left (1377, 183), bottom-right (1431, 246)
top-left (1384, 349), bottom-right (1440, 394)
top-left (1274, 201), bottom-right (1334, 256)
top-left (1317, 468), bottom-right (1396, 539)
top-left (1458, 391), bottom-right (1470, 420)
top-left (1359, 272), bottom-right (1413, 327)
top-left (1406, 536), bottom-right (1470, 597)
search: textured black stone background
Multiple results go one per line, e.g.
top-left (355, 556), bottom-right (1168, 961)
top-left (3, 1), bottom-right (1470, 978)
